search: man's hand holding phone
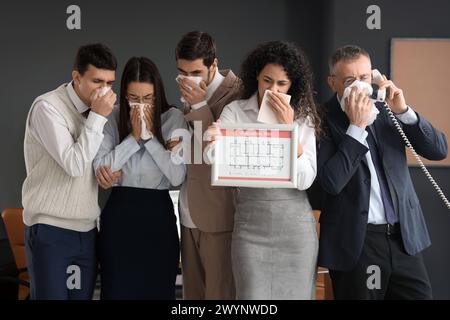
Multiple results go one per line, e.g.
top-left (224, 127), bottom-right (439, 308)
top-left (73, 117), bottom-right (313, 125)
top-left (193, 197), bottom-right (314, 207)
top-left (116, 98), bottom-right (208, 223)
top-left (376, 74), bottom-right (408, 114)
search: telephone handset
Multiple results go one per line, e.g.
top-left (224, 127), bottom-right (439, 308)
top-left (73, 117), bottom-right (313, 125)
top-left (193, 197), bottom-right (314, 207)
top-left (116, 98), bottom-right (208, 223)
top-left (371, 69), bottom-right (450, 211)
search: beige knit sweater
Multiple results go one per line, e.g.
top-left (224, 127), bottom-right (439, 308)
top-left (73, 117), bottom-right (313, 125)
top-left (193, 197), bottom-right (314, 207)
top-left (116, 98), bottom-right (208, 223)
top-left (22, 84), bottom-right (100, 232)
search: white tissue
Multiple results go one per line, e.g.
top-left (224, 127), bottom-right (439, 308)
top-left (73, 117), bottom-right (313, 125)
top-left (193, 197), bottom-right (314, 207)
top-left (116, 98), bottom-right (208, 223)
top-left (340, 80), bottom-right (379, 126)
top-left (99, 86), bottom-right (111, 97)
top-left (175, 75), bottom-right (203, 104)
top-left (129, 103), bottom-right (153, 140)
top-left (257, 90), bottom-right (292, 124)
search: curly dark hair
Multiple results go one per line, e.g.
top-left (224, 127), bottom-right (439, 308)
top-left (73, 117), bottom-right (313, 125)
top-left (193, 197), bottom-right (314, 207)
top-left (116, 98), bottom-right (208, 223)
top-left (240, 41), bottom-right (321, 137)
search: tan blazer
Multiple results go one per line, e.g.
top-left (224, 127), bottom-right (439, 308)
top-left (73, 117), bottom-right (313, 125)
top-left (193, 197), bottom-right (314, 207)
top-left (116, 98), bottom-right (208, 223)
top-left (184, 69), bottom-right (241, 232)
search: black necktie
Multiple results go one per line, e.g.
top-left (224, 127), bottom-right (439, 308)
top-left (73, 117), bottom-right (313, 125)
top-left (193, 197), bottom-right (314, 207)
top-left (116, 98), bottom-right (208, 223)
top-left (366, 127), bottom-right (398, 225)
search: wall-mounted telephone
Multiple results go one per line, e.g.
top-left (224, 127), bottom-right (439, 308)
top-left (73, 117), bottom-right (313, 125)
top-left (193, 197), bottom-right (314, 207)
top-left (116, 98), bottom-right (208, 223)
top-left (371, 69), bottom-right (450, 211)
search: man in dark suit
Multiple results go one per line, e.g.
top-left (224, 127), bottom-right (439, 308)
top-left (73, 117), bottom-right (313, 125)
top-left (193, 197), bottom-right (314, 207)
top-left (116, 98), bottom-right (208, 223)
top-left (317, 45), bottom-right (448, 299)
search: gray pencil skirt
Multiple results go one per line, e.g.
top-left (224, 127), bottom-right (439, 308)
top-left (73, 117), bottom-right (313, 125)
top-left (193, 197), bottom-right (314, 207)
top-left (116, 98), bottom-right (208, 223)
top-left (231, 188), bottom-right (318, 300)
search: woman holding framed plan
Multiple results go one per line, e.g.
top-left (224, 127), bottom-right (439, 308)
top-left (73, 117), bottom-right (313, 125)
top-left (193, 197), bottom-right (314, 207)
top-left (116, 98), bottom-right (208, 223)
top-left (205, 41), bottom-right (321, 299)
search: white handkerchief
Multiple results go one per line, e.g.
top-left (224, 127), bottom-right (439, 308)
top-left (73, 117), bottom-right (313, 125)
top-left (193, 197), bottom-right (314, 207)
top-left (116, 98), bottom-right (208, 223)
top-left (99, 86), bottom-right (111, 97)
top-left (129, 103), bottom-right (153, 140)
top-left (257, 90), bottom-right (291, 124)
top-left (175, 75), bottom-right (203, 104)
top-left (340, 80), bottom-right (380, 126)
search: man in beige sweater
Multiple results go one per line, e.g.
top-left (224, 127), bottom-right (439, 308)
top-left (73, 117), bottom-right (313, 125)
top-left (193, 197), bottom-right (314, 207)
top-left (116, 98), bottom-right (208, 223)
top-left (175, 31), bottom-right (241, 299)
top-left (22, 43), bottom-right (118, 299)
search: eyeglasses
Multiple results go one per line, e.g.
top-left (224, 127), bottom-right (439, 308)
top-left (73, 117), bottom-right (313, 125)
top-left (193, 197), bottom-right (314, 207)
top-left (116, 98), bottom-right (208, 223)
top-left (331, 74), bottom-right (371, 88)
top-left (126, 95), bottom-right (155, 104)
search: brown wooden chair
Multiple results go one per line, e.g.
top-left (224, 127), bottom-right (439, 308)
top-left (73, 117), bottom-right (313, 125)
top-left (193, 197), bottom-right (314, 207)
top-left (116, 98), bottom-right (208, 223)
top-left (1, 208), bottom-right (30, 300)
top-left (313, 210), bottom-right (333, 300)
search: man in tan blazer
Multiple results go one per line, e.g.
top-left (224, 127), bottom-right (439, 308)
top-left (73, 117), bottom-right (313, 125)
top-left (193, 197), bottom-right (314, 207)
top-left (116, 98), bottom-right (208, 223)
top-left (175, 31), bottom-right (241, 299)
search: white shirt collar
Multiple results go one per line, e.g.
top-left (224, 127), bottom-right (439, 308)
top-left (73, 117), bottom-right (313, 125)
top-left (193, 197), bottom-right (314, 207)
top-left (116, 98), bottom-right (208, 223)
top-left (66, 81), bottom-right (90, 114)
top-left (205, 68), bottom-right (225, 101)
top-left (242, 92), bottom-right (260, 112)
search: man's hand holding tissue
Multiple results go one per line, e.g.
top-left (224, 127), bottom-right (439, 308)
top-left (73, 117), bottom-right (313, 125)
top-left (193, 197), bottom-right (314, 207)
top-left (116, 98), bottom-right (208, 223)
top-left (178, 77), bottom-right (207, 106)
top-left (345, 87), bottom-right (373, 129)
top-left (90, 87), bottom-right (116, 117)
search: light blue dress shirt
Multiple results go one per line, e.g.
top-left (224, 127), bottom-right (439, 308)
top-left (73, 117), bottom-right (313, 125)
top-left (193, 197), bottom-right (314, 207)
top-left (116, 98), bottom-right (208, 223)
top-left (93, 106), bottom-right (188, 189)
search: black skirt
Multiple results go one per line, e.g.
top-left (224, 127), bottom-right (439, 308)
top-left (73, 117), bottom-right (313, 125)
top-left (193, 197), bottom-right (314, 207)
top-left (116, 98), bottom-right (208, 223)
top-left (98, 186), bottom-right (179, 300)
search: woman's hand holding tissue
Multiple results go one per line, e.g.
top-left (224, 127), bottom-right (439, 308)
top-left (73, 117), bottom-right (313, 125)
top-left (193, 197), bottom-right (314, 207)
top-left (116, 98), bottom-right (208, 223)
top-left (130, 107), bottom-right (142, 141)
top-left (267, 91), bottom-right (294, 124)
top-left (142, 104), bottom-right (155, 135)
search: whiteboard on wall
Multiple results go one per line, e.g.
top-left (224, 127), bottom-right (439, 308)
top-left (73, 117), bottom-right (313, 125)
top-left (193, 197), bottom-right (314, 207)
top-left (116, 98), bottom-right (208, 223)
top-left (391, 38), bottom-right (450, 166)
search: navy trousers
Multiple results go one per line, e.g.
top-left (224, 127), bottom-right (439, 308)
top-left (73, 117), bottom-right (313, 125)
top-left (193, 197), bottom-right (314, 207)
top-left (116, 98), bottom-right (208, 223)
top-left (25, 223), bottom-right (97, 300)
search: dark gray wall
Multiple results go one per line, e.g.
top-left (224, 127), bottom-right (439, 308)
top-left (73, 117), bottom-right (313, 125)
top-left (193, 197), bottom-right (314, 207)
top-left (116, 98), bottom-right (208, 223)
top-left (1, 0), bottom-right (449, 298)
top-left (0, 0), bottom-right (325, 209)
top-left (410, 167), bottom-right (450, 299)
top-left (321, 0), bottom-right (450, 97)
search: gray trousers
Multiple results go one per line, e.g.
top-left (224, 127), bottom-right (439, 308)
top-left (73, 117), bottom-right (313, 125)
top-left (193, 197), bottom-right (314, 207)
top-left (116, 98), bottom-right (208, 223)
top-left (231, 188), bottom-right (318, 300)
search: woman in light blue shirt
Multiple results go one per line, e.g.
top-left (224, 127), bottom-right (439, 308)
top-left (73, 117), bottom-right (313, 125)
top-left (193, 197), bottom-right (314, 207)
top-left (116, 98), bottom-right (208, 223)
top-left (93, 57), bottom-right (187, 299)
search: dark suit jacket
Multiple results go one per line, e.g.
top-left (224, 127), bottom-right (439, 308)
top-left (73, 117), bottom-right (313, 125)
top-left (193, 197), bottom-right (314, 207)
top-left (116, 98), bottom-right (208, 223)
top-left (317, 95), bottom-right (448, 271)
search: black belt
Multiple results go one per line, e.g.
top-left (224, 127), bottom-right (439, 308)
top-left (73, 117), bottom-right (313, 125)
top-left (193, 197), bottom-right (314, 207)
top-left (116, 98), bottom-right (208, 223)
top-left (367, 223), bottom-right (400, 235)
